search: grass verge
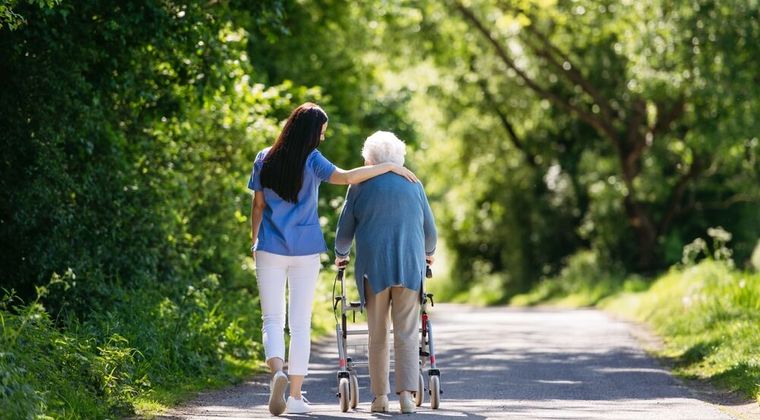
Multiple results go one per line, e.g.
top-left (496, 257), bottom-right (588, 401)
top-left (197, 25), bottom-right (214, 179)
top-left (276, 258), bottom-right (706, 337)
top-left (133, 356), bottom-right (267, 416)
top-left (601, 261), bottom-right (759, 403)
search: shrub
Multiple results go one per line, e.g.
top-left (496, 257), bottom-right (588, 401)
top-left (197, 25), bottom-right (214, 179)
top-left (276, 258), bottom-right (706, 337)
top-left (0, 275), bottom-right (263, 418)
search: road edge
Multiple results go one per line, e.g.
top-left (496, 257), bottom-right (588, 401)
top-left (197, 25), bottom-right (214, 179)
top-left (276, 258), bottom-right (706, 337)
top-left (609, 312), bottom-right (760, 420)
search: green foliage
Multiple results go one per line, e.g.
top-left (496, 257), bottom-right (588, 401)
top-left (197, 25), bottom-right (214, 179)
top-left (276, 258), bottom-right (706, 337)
top-left (0, 276), bottom-right (263, 418)
top-left (364, 0), bottom-right (760, 292)
top-left (0, 0), bottom-right (288, 302)
top-left (0, 0), bottom-right (59, 30)
top-left (0, 1), bottom-right (318, 417)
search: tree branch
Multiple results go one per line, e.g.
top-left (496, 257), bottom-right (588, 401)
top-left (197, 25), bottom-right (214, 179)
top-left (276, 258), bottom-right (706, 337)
top-left (519, 23), bottom-right (620, 124)
top-left (695, 193), bottom-right (760, 210)
top-left (470, 59), bottom-right (538, 167)
top-left (652, 98), bottom-right (685, 136)
top-left (453, 1), bottom-right (620, 144)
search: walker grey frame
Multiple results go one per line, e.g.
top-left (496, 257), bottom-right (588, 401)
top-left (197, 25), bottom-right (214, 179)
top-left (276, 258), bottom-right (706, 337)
top-left (332, 262), bottom-right (442, 412)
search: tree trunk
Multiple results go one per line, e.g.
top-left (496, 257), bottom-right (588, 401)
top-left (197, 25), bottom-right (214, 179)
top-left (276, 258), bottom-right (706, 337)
top-left (618, 122), bottom-right (659, 270)
top-left (623, 195), bottom-right (658, 269)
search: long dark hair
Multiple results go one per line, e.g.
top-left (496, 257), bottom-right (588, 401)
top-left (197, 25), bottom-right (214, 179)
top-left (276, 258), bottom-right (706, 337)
top-left (260, 102), bottom-right (328, 203)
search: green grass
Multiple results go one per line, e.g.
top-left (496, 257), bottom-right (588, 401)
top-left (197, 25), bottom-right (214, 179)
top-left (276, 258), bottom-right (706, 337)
top-left (133, 356), bottom-right (266, 416)
top-left (511, 255), bottom-right (760, 402)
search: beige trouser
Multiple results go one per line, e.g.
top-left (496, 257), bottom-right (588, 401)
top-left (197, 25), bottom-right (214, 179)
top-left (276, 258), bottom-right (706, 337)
top-left (364, 278), bottom-right (420, 396)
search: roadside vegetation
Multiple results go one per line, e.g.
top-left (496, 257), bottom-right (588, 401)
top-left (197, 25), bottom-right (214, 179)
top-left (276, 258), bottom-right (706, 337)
top-left (0, 276), bottom-right (265, 418)
top-left (604, 260), bottom-right (760, 403)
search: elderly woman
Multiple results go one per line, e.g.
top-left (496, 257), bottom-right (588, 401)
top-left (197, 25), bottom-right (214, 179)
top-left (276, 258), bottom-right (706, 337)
top-left (334, 131), bottom-right (437, 413)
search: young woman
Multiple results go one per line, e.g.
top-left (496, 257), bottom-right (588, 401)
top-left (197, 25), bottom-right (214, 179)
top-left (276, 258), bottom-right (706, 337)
top-left (248, 102), bottom-right (416, 415)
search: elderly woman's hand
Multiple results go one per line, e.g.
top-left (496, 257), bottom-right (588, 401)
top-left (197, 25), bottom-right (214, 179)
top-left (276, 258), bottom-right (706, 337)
top-left (388, 164), bottom-right (419, 183)
top-left (335, 255), bottom-right (350, 267)
top-left (426, 255), bottom-right (435, 266)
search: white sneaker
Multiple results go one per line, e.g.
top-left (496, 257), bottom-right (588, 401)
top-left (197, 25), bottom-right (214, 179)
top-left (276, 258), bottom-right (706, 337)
top-left (268, 371), bottom-right (288, 416)
top-left (286, 396), bottom-right (311, 414)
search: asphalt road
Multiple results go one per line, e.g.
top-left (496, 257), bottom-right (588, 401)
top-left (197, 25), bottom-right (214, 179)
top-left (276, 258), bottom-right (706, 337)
top-left (162, 304), bottom-right (743, 419)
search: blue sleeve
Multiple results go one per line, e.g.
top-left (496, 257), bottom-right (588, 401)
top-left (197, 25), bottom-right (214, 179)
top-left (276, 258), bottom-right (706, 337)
top-left (335, 186), bottom-right (358, 257)
top-left (247, 151), bottom-right (264, 191)
top-left (310, 150), bottom-right (337, 182)
top-left (419, 183), bottom-right (437, 256)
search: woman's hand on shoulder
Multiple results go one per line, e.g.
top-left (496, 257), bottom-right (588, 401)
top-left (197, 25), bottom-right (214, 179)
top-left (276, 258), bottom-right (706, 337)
top-left (387, 163), bottom-right (418, 183)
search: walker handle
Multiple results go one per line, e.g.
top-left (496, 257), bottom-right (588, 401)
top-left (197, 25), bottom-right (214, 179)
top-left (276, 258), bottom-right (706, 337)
top-left (426, 265), bottom-right (433, 278)
top-left (336, 259), bottom-right (348, 279)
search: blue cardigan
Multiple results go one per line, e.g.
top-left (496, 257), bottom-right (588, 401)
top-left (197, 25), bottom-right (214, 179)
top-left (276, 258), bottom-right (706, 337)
top-left (335, 173), bottom-right (437, 305)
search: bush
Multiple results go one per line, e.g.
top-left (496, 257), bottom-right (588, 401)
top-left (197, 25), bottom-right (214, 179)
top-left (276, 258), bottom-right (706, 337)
top-left (0, 276), bottom-right (263, 418)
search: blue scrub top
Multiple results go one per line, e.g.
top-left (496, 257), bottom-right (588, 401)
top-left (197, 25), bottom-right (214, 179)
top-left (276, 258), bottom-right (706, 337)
top-left (248, 147), bottom-right (336, 256)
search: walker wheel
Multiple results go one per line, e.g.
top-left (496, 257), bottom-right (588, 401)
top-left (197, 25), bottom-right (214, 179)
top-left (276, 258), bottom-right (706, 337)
top-left (430, 375), bottom-right (441, 409)
top-left (338, 377), bottom-right (349, 412)
top-left (349, 373), bottom-right (359, 409)
top-left (415, 372), bottom-right (424, 406)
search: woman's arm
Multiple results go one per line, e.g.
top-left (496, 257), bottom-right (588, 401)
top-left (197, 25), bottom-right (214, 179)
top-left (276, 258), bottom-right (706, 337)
top-left (334, 186), bottom-right (358, 264)
top-left (250, 191), bottom-right (266, 253)
top-left (328, 162), bottom-right (418, 185)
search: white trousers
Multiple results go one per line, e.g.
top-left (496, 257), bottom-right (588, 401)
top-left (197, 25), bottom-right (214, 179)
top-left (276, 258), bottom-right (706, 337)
top-left (255, 251), bottom-right (321, 376)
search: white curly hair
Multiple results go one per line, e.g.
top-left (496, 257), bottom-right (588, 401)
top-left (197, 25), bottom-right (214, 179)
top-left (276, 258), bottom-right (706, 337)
top-left (361, 130), bottom-right (406, 166)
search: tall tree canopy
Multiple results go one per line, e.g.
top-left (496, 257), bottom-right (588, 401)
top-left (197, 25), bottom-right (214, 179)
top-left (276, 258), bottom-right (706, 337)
top-left (345, 0), bottom-right (760, 294)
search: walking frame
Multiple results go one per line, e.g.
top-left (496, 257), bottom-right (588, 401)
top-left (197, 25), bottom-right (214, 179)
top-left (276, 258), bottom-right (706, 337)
top-left (332, 261), bottom-right (442, 412)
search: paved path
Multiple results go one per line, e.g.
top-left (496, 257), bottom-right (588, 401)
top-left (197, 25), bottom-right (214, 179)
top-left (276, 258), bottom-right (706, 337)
top-left (162, 305), bottom-right (742, 419)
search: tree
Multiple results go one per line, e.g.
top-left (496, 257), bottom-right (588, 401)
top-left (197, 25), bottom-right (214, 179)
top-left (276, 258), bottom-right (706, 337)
top-left (448, 0), bottom-right (760, 269)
